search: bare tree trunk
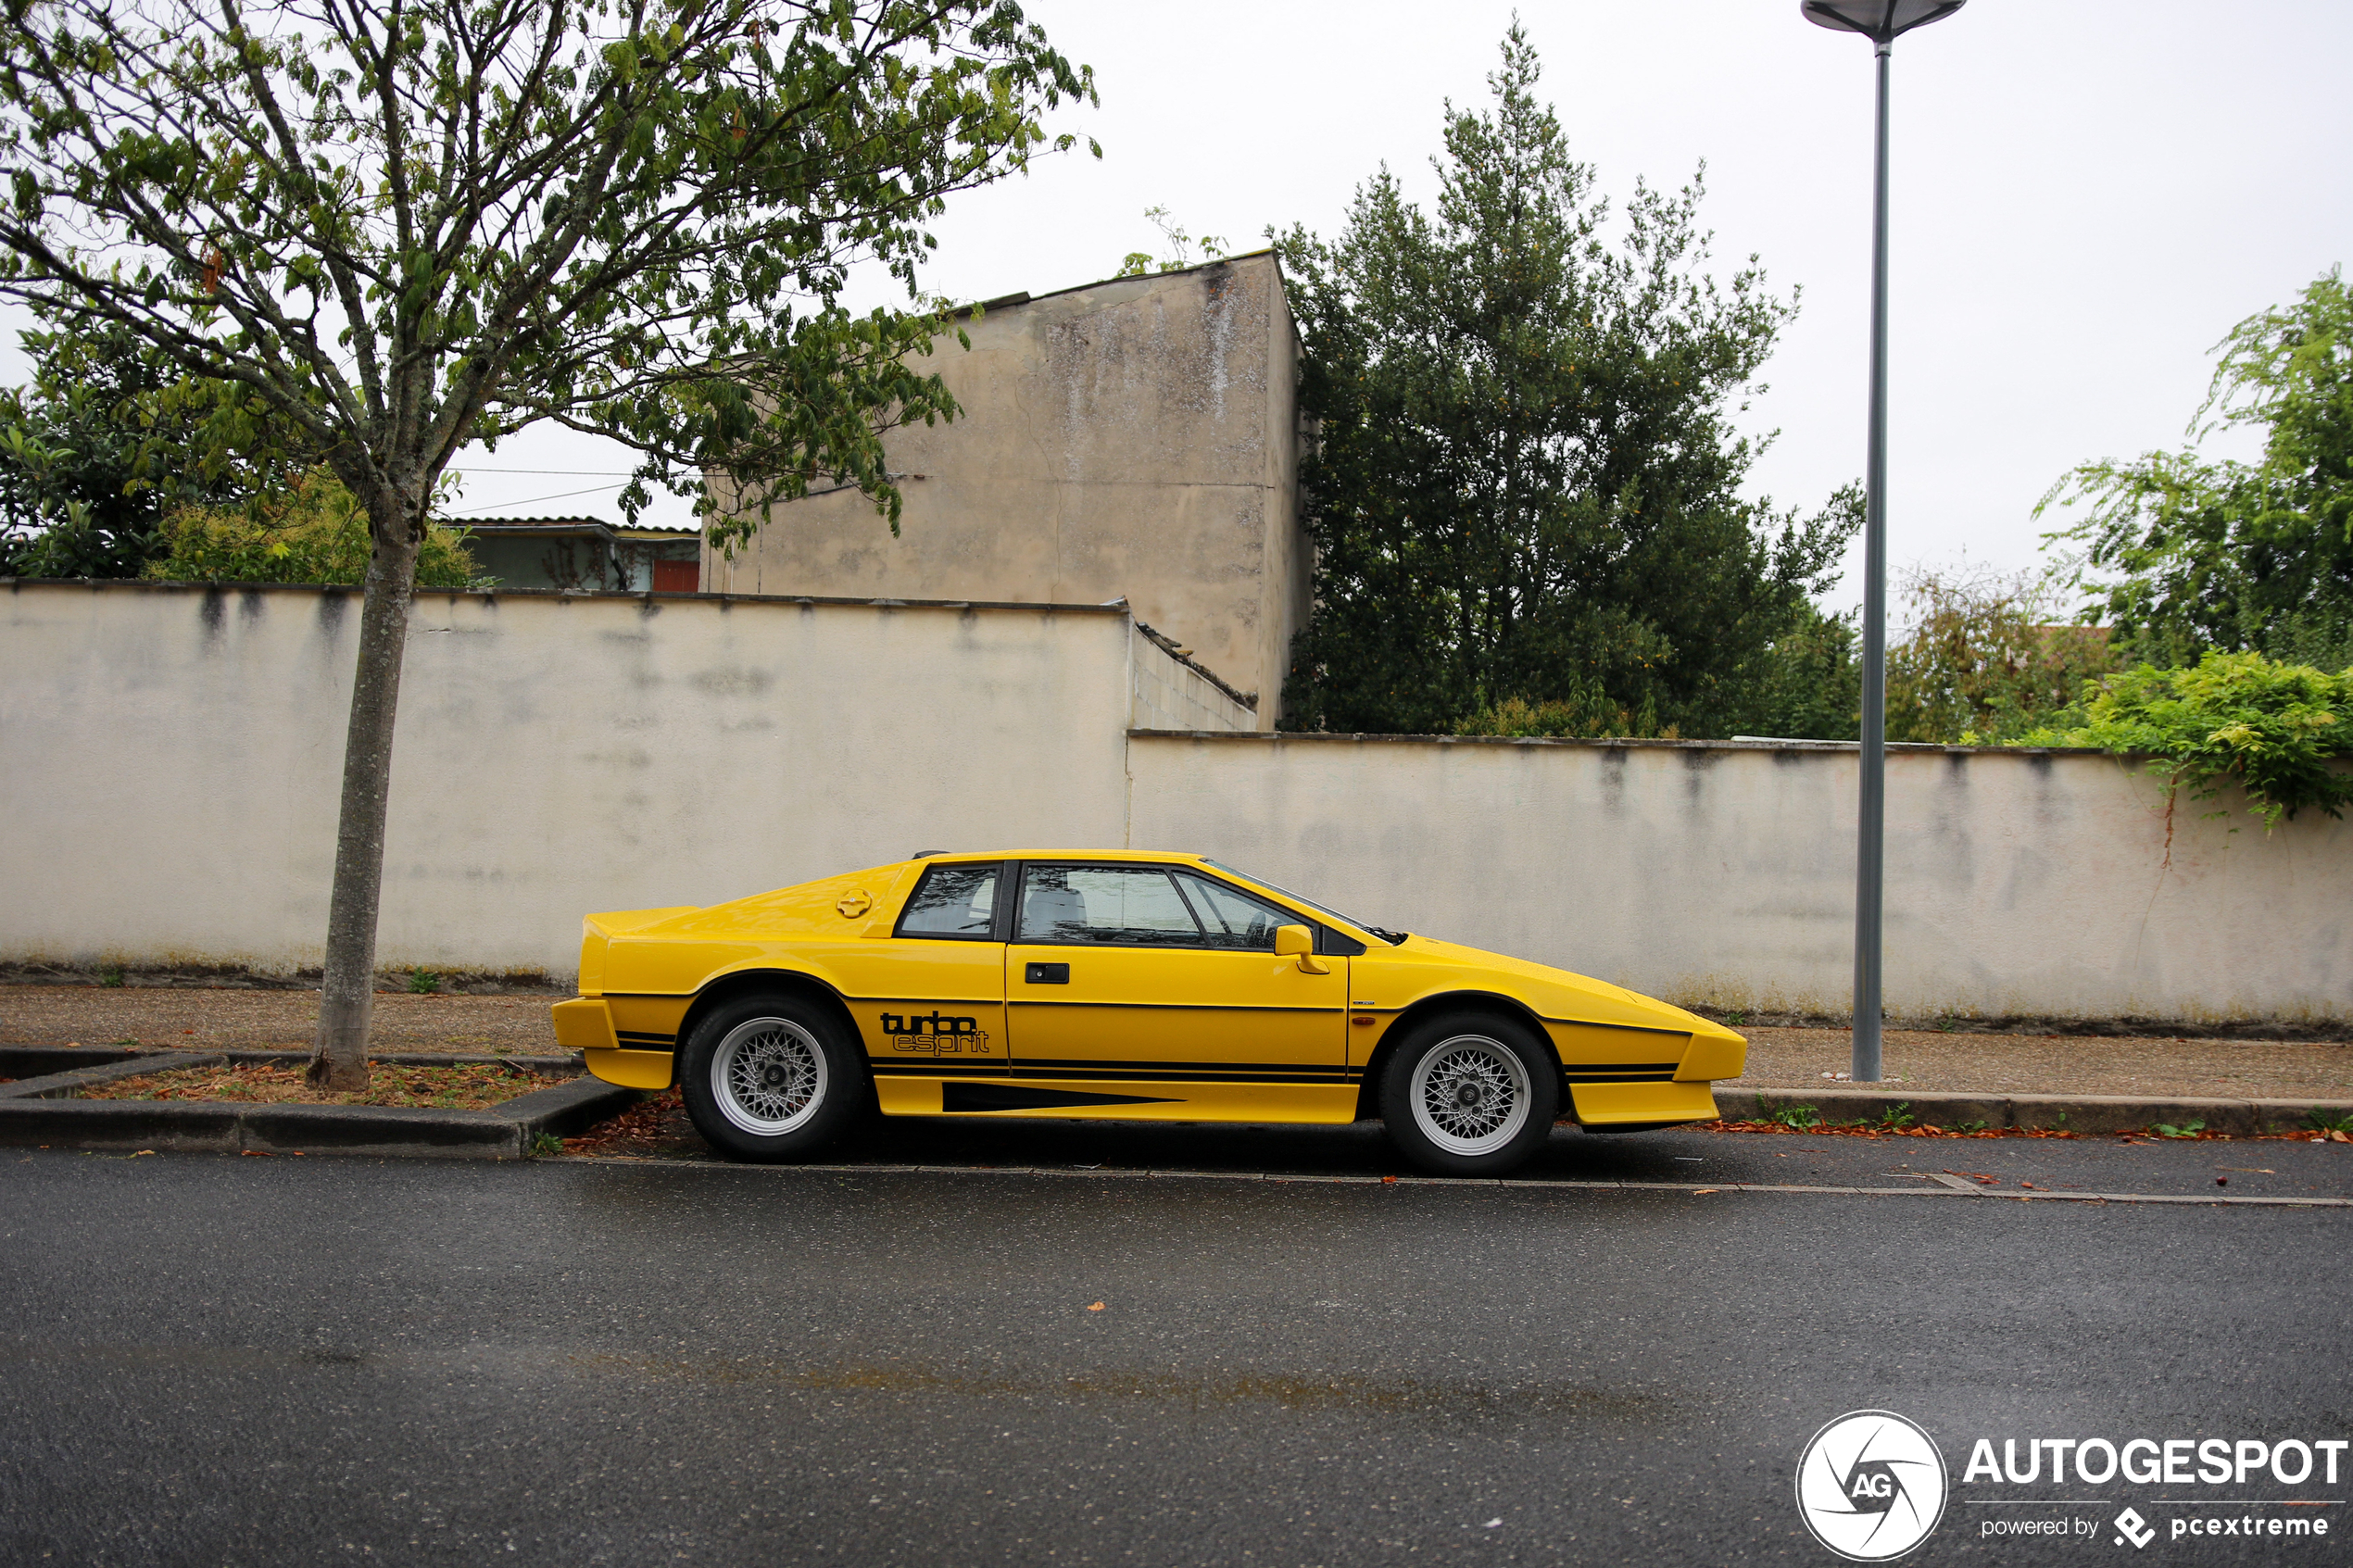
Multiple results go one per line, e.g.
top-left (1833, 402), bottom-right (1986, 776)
top-left (308, 518), bottom-right (425, 1091)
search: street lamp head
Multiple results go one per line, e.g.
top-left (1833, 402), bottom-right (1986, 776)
top-left (1800, 0), bottom-right (1965, 46)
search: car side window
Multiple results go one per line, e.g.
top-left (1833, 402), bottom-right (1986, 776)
top-left (895, 863), bottom-right (1001, 940)
top-left (1172, 872), bottom-right (1290, 951)
top-left (1018, 866), bottom-right (1203, 946)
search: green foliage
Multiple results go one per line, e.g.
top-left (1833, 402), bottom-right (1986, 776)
top-left (1274, 28), bottom-right (1858, 739)
top-left (1873, 1102), bottom-right (1917, 1131)
top-left (1760, 1100), bottom-right (1822, 1131)
top-left (1454, 695), bottom-right (1676, 741)
top-left (2303, 1107), bottom-right (2353, 1135)
top-left (2023, 652), bottom-right (2353, 827)
top-left (406, 968), bottom-right (443, 996)
top-left (0, 310), bottom-right (275, 578)
top-left (2151, 1120), bottom-right (2208, 1140)
top-left (1742, 606), bottom-right (1861, 741)
top-left (146, 472), bottom-right (484, 589)
top-left (1889, 567), bottom-right (2120, 744)
top-left (2039, 268), bottom-right (2353, 670)
top-left (0, 0), bottom-right (1097, 551)
top-left (1114, 207), bottom-right (1230, 279)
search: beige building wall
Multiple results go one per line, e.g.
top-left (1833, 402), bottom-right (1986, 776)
top-left (704, 252), bottom-right (1310, 725)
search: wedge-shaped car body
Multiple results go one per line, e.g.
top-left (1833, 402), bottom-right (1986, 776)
top-left (551, 850), bottom-right (1745, 1174)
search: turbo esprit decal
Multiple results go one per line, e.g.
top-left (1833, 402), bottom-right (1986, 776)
top-left (879, 1010), bottom-right (993, 1055)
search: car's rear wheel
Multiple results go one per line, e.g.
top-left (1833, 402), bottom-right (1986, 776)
top-left (680, 994), bottom-right (870, 1161)
top-left (1378, 1013), bottom-right (1559, 1175)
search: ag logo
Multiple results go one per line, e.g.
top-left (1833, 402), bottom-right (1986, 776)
top-left (1795, 1410), bottom-right (1947, 1562)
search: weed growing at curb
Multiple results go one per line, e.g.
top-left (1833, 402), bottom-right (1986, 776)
top-left (98, 966), bottom-right (124, 987)
top-left (406, 968), bottom-right (442, 996)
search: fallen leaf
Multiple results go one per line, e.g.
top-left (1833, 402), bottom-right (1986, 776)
top-left (1086, 1301), bottom-right (1105, 1312)
top-left (1380, 1175), bottom-right (1397, 1184)
top-left (1692, 1188), bottom-right (1718, 1196)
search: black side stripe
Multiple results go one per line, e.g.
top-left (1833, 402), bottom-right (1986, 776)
top-left (870, 1061), bottom-right (1359, 1085)
top-left (1007, 1000), bottom-right (1345, 1015)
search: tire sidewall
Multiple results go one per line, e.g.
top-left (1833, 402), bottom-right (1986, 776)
top-left (679, 993), bottom-right (870, 1161)
top-left (1378, 1012), bottom-right (1560, 1175)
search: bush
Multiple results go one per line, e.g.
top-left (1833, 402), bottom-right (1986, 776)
top-left (145, 470), bottom-right (485, 588)
top-left (2023, 651), bottom-right (2353, 827)
top-left (1890, 566), bottom-right (2119, 744)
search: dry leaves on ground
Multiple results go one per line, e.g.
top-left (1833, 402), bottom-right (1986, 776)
top-left (78, 1061), bottom-right (547, 1110)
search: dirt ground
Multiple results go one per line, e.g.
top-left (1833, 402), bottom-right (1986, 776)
top-left (0, 985), bottom-right (560, 1054)
top-left (1737, 1025), bottom-right (2352, 1100)
top-left (5, 985), bottom-right (2348, 1101)
top-left (78, 1060), bottom-right (545, 1110)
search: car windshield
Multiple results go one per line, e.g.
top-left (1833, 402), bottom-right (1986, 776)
top-left (1197, 859), bottom-right (1406, 944)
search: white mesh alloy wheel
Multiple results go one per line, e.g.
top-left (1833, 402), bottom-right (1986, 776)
top-left (711, 1017), bottom-right (829, 1136)
top-left (1408, 1034), bottom-right (1531, 1156)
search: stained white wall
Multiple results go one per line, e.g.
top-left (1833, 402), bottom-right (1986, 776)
top-left (6, 579), bottom-right (2347, 1024)
top-left (1125, 733), bottom-right (2353, 1027)
top-left (0, 582), bottom-right (1161, 975)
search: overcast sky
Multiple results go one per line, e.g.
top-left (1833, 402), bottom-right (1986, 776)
top-left (16, 1), bottom-right (2349, 617)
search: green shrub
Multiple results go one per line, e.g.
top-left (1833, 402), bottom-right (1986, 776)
top-left (145, 470), bottom-right (486, 588)
top-left (2020, 650), bottom-right (2352, 828)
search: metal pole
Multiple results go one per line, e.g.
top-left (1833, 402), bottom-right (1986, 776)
top-left (1853, 40), bottom-right (1892, 1083)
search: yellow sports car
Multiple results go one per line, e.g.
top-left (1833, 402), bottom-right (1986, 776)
top-left (550, 850), bottom-right (1745, 1175)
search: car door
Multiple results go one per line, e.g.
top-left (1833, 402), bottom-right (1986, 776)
top-left (1003, 862), bottom-right (1352, 1119)
top-left (833, 859), bottom-right (1013, 1110)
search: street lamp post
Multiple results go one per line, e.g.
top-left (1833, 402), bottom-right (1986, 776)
top-left (1800, 0), bottom-right (1964, 1084)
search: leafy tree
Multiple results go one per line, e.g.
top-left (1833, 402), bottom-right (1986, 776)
top-left (2022, 652), bottom-right (2352, 829)
top-left (148, 470), bottom-right (484, 588)
top-left (2040, 268), bottom-right (2353, 670)
top-left (1884, 566), bottom-right (2118, 744)
top-left (0, 0), bottom-right (1091, 1087)
top-left (1275, 27), bottom-right (1858, 738)
top-left (0, 311), bottom-right (267, 577)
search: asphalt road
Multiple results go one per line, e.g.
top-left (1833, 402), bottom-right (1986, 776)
top-left (4, 1130), bottom-right (2347, 1567)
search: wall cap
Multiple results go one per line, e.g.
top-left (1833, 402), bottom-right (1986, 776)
top-left (1126, 727), bottom-right (2116, 757)
top-left (2, 575), bottom-right (1134, 618)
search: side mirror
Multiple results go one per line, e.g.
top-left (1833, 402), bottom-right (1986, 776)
top-left (1274, 923), bottom-right (1330, 974)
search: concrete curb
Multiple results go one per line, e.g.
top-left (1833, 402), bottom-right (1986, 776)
top-left (1716, 1086), bottom-right (2353, 1136)
top-left (0, 1050), bottom-right (227, 1099)
top-left (0, 1073), bottom-right (636, 1159)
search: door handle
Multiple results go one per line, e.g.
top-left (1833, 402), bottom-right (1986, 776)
top-left (1025, 962), bottom-right (1069, 985)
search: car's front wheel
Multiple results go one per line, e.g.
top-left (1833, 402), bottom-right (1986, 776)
top-left (1378, 1014), bottom-right (1560, 1175)
top-left (679, 994), bottom-right (870, 1161)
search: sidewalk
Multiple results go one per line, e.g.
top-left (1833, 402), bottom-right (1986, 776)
top-left (5, 985), bottom-right (2346, 1102)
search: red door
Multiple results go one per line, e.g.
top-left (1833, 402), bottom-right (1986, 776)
top-left (651, 559), bottom-right (699, 593)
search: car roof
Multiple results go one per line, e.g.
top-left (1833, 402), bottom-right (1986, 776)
top-left (912, 849), bottom-right (1207, 864)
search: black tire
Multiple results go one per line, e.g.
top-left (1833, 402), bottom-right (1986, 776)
top-left (679, 993), bottom-right (872, 1162)
top-left (1377, 1012), bottom-right (1560, 1176)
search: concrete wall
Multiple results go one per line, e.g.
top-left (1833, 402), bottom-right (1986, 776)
top-left (0, 580), bottom-right (1190, 977)
top-left (6, 579), bottom-right (2347, 1024)
top-left (1125, 732), bottom-right (2353, 1028)
top-left (703, 252), bottom-right (1308, 723)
